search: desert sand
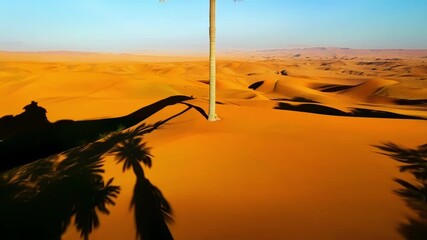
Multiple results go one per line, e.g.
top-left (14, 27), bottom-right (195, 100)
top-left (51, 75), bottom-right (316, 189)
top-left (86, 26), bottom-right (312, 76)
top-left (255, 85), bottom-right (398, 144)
top-left (1, 48), bottom-right (427, 239)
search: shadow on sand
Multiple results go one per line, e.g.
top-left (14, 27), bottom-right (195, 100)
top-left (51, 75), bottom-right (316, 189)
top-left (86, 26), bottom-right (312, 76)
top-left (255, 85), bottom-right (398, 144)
top-left (275, 102), bottom-right (425, 120)
top-left (110, 127), bottom-right (174, 240)
top-left (0, 107), bottom-right (191, 239)
top-left (374, 142), bottom-right (427, 240)
top-left (0, 95), bottom-right (204, 171)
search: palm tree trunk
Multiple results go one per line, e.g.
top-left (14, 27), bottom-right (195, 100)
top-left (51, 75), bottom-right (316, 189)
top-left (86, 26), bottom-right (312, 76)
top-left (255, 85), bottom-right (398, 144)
top-left (208, 0), bottom-right (218, 121)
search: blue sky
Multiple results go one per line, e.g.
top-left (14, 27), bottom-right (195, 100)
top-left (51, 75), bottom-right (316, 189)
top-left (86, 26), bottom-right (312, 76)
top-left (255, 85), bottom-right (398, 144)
top-left (0, 0), bottom-right (426, 52)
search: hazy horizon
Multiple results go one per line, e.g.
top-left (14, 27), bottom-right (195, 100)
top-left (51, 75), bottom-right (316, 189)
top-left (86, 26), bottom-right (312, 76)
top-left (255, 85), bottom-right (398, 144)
top-left (1, 0), bottom-right (427, 52)
top-left (2, 46), bottom-right (427, 55)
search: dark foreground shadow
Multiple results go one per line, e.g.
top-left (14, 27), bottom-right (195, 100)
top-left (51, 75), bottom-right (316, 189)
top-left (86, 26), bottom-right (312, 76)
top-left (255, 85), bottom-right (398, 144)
top-left (275, 102), bottom-right (425, 120)
top-left (111, 128), bottom-right (173, 240)
top-left (0, 95), bottom-right (204, 171)
top-left (374, 142), bottom-right (427, 240)
top-left (0, 139), bottom-right (121, 240)
top-left (0, 108), bottom-right (186, 239)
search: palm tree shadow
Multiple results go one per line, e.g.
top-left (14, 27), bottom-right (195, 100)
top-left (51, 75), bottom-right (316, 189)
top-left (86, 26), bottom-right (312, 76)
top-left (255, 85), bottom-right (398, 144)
top-left (0, 95), bottom-right (205, 172)
top-left (132, 175), bottom-right (174, 240)
top-left (0, 104), bottom-right (194, 239)
top-left (374, 142), bottom-right (427, 239)
top-left (110, 129), bottom-right (174, 240)
top-left (0, 142), bottom-right (120, 240)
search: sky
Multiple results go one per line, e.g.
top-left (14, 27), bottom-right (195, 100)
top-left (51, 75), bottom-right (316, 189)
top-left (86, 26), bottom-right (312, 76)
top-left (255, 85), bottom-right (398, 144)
top-left (0, 0), bottom-right (427, 52)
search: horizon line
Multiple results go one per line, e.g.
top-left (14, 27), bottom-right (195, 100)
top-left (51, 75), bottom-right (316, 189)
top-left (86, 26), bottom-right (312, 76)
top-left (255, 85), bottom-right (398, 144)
top-left (2, 47), bottom-right (427, 55)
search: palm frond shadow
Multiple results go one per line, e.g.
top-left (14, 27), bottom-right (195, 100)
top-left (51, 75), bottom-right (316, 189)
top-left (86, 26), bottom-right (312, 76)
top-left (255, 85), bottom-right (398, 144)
top-left (0, 141), bottom-right (121, 240)
top-left (374, 142), bottom-right (427, 239)
top-left (109, 127), bottom-right (174, 240)
top-left (0, 105), bottom-right (190, 239)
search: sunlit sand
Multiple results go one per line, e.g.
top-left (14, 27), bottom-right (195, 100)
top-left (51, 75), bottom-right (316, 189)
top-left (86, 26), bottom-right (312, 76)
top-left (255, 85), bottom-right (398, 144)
top-left (1, 48), bottom-right (426, 239)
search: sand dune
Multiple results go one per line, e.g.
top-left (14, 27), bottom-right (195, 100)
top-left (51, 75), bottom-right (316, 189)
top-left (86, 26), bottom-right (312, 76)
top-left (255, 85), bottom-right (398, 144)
top-left (339, 79), bottom-right (398, 101)
top-left (0, 49), bottom-right (426, 239)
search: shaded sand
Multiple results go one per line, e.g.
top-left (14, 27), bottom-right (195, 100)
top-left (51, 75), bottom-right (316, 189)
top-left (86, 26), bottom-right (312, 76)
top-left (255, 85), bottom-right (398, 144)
top-left (1, 49), bottom-right (427, 239)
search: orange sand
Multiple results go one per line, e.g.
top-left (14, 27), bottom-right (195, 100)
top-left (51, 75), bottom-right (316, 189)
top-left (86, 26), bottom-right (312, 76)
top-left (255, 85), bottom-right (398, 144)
top-left (1, 49), bottom-right (426, 239)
